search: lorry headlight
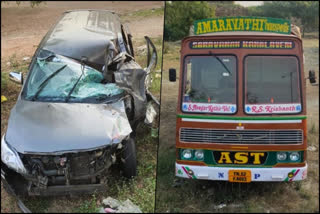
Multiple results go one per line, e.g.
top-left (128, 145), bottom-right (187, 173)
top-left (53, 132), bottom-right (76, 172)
top-left (194, 150), bottom-right (204, 160)
top-left (289, 152), bottom-right (300, 162)
top-left (277, 152), bottom-right (287, 161)
top-left (182, 149), bottom-right (192, 159)
top-left (1, 135), bottom-right (28, 174)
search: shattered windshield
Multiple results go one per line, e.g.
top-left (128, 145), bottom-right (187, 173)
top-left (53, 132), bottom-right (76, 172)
top-left (24, 50), bottom-right (123, 103)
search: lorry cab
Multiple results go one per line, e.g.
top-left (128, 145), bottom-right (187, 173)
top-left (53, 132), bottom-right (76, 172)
top-left (170, 17), bottom-right (317, 182)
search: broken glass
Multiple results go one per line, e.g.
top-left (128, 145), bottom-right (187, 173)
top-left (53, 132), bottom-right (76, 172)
top-left (25, 50), bottom-right (123, 102)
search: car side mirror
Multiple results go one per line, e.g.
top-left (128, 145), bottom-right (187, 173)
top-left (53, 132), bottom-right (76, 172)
top-left (9, 71), bottom-right (23, 85)
top-left (309, 70), bottom-right (316, 84)
top-left (169, 68), bottom-right (176, 82)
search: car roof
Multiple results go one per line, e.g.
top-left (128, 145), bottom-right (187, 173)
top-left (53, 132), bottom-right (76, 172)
top-left (40, 10), bottom-right (125, 68)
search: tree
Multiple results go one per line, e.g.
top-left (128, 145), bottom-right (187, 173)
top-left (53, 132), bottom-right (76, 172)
top-left (248, 1), bottom-right (319, 37)
top-left (1, 1), bottom-right (43, 7)
top-left (289, 1), bottom-right (319, 36)
top-left (210, 2), bottom-right (248, 17)
top-left (164, 1), bottom-right (215, 41)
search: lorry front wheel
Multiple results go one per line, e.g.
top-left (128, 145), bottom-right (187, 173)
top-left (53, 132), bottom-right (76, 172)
top-left (121, 138), bottom-right (137, 178)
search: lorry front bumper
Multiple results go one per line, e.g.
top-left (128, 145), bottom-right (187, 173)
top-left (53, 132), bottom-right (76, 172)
top-left (175, 163), bottom-right (307, 182)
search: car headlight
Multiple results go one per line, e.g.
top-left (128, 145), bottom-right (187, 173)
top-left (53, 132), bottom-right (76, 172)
top-left (194, 150), bottom-right (204, 160)
top-left (289, 152), bottom-right (300, 162)
top-left (277, 152), bottom-right (287, 161)
top-left (1, 135), bottom-right (28, 174)
top-left (182, 149), bottom-right (192, 159)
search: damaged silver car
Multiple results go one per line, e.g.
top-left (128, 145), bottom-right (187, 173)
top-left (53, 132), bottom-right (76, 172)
top-left (1, 10), bottom-right (158, 197)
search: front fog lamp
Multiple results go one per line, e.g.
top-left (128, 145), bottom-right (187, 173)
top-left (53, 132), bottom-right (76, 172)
top-left (182, 149), bottom-right (192, 159)
top-left (1, 135), bottom-right (27, 174)
top-left (195, 150), bottom-right (204, 160)
top-left (289, 152), bottom-right (300, 162)
top-left (277, 152), bottom-right (287, 161)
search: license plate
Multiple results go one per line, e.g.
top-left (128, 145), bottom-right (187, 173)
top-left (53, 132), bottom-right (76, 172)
top-left (228, 170), bottom-right (251, 183)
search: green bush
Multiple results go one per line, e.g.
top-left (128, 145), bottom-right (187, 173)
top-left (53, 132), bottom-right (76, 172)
top-left (164, 1), bottom-right (215, 41)
top-left (247, 1), bottom-right (319, 37)
top-left (1, 72), bottom-right (8, 92)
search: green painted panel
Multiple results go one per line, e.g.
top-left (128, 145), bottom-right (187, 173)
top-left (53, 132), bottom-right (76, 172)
top-left (194, 17), bottom-right (291, 35)
top-left (179, 149), bottom-right (304, 168)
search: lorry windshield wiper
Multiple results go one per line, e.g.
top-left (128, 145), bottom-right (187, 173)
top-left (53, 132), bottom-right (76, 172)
top-left (32, 64), bottom-right (67, 101)
top-left (209, 51), bottom-right (231, 76)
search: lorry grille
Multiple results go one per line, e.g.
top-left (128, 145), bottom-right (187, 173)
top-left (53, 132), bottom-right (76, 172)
top-left (180, 128), bottom-right (303, 144)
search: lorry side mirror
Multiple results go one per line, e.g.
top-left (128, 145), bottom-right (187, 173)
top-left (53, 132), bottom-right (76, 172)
top-left (169, 68), bottom-right (176, 82)
top-left (309, 70), bottom-right (316, 84)
top-left (9, 71), bottom-right (23, 85)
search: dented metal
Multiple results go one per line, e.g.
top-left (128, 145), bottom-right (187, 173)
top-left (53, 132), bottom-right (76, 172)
top-left (1, 9), bottom-right (158, 199)
top-left (6, 100), bottom-right (132, 154)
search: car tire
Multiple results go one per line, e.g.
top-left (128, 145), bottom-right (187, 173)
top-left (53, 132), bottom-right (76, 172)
top-left (121, 138), bottom-right (137, 178)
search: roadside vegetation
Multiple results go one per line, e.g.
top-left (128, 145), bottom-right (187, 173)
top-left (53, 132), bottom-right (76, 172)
top-left (164, 1), bottom-right (215, 41)
top-left (164, 1), bottom-right (319, 41)
top-left (121, 7), bottom-right (164, 23)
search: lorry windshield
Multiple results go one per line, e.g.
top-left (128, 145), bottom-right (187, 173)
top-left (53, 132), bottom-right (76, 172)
top-left (182, 55), bottom-right (237, 114)
top-left (245, 56), bottom-right (302, 114)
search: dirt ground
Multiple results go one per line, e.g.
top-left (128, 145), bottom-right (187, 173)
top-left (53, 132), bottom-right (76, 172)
top-left (1, 1), bottom-right (163, 213)
top-left (156, 37), bottom-right (319, 212)
top-left (1, 1), bottom-right (163, 59)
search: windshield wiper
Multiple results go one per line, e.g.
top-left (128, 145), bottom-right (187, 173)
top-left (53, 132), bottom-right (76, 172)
top-left (65, 56), bottom-right (87, 102)
top-left (65, 73), bottom-right (83, 102)
top-left (209, 51), bottom-right (231, 76)
top-left (32, 64), bottom-right (67, 101)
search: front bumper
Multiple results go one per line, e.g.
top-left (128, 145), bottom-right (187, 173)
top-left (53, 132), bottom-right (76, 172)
top-left (175, 162), bottom-right (307, 182)
top-left (1, 164), bottom-right (107, 196)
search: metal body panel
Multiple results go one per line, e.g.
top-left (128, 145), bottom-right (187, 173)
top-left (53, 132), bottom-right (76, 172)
top-left (176, 34), bottom-right (306, 153)
top-left (6, 99), bottom-right (132, 154)
top-left (41, 10), bottom-right (123, 68)
top-left (175, 163), bottom-right (307, 182)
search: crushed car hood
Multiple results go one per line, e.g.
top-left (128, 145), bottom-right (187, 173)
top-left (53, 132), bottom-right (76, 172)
top-left (5, 99), bottom-right (132, 154)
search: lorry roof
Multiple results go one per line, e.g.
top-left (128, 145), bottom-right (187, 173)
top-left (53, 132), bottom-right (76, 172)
top-left (184, 31), bottom-right (302, 42)
top-left (192, 31), bottom-right (299, 37)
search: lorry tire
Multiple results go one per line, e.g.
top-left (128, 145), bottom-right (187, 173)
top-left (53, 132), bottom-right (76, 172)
top-left (121, 138), bottom-right (137, 178)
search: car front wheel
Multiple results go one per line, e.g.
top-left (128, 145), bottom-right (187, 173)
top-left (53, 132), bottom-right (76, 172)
top-left (121, 138), bottom-right (137, 178)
